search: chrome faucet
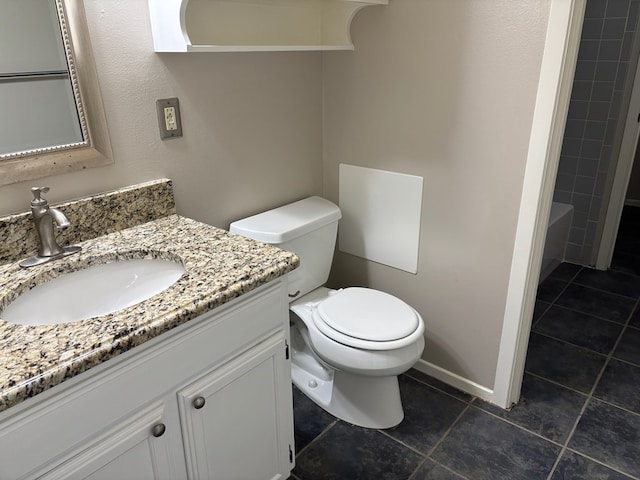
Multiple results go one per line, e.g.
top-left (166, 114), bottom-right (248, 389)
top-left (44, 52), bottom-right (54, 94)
top-left (19, 187), bottom-right (81, 268)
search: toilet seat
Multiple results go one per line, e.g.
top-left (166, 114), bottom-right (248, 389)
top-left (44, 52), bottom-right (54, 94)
top-left (312, 287), bottom-right (424, 351)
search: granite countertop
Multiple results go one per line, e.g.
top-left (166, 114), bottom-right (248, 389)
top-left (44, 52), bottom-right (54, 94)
top-left (0, 214), bottom-right (299, 413)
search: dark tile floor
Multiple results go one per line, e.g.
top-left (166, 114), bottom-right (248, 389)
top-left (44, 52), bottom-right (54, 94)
top-left (289, 206), bottom-right (640, 480)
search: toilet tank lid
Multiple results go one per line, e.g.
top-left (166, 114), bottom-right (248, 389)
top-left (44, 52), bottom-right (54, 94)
top-left (229, 196), bottom-right (342, 244)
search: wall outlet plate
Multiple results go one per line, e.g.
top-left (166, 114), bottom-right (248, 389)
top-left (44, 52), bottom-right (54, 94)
top-left (156, 97), bottom-right (183, 139)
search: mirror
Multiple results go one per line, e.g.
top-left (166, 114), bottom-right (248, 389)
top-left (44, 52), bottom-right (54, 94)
top-left (0, 0), bottom-right (112, 186)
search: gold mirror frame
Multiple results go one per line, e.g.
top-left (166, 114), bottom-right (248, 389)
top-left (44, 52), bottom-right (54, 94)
top-left (0, 0), bottom-right (112, 186)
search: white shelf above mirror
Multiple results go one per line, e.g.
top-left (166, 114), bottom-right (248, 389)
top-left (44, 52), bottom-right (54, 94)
top-left (148, 0), bottom-right (387, 52)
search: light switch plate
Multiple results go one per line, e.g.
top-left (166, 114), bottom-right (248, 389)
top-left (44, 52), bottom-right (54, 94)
top-left (156, 97), bottom-right (183, 139)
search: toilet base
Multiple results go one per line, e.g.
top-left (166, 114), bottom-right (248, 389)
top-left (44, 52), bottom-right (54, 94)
top-left (293, 365), bottom-right (404, 429)
top-left (289, 300), bottom-right (407, 429)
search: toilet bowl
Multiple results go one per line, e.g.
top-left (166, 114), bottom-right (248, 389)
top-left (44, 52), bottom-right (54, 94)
top-left (229, 196), bottom-right (425, 429)
top-left (290, 287), bottom-right (425, 428)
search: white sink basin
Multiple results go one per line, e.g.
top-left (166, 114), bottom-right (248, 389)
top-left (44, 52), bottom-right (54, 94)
top-left (2, 259), bottom-right (185, 326)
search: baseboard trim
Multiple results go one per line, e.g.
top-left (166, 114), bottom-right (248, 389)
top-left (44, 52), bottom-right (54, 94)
top-left (624, 199), bottom-right (640, 207)
top-left (412, 359), bottom-right (495, 404)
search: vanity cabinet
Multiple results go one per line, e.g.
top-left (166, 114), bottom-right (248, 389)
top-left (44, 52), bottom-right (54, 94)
top-left (0, 281), bottom-right (294, 480)
top-left (148, 0), bottom-right (388, 52)
top-left (178, 334), bottom-right (292, 479)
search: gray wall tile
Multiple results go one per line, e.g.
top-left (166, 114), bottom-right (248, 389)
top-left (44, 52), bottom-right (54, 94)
top-left (591, 82), bottom-right (615, 101)
top-left (606, 0), bottom-right (631, 18)
top-left (598, 40), bottom-right (623, 60)
top-left (595, 61), bottom-right (619, 81)
top-left (559, 156), bottom-right (579, 174)
top-left (603, 18), bottom-right (627, 39)
top-left (553, 0), bottom-right (640, 266)
top-left (585, 1), bottom-right (606, 18)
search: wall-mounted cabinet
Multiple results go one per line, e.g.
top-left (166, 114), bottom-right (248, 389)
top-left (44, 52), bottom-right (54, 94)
top-left (148, 0), bottom-right (387, 52)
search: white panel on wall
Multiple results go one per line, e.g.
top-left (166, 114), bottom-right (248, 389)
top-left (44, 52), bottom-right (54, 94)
top-left (338, 164), bottom-right (423, 274)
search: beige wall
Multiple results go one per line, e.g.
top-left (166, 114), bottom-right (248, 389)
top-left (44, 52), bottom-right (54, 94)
top-left (0, 0), bottom-right (323, 227)
top-left (323, 0), bottom-right (551, 389)
top-left (1, 0), bottom-right (555, 395)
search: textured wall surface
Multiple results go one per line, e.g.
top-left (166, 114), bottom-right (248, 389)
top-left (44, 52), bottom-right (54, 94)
top-left (0, 0), bottom-right (323, 229)
top-left (323, 0), bottom-right (551, 389)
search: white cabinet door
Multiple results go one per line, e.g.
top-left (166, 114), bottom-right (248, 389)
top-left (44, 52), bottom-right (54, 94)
top-left (178, 333), bottom-right (294, 480)
top-left (39, 403), bottom-right (183, 480)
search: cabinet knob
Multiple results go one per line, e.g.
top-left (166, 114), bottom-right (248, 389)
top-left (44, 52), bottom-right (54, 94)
top-left (193, 396), bottom-right (206, 409)
top-left (151, 423), bottom-right (166, 437)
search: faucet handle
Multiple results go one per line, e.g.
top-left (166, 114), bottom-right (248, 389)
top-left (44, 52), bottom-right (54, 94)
top-left (30, 186), bottom-right (50, 206)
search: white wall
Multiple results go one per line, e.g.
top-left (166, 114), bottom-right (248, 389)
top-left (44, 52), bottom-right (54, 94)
top-left (0, 0), bottom-right (323, 228)
top-left (323, 0), bottom-right (551, 390)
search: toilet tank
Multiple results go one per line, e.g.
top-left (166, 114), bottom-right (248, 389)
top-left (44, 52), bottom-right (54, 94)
top-left (229, 196), bottom-right (342, 300)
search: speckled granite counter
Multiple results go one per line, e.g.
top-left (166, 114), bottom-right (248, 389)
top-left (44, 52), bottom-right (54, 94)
top-left (0, 183), bottom-right (299, 413)
top-left (0, 179), bottom-right (176, 265)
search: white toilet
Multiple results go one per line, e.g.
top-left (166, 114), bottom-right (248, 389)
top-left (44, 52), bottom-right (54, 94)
top-left (230, 196), bottom-right (425, 429)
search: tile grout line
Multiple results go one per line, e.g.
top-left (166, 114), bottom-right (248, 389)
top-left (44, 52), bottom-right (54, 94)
top-left (547, 265), bottom-right (640, 319)
top-left (570, 279), bottom-right (640, 300)
top-left (404, 371), bottom-right (473, 404)
top-left (530, 329), bottom-right (613, 358)
top-left (541, 271), bottom-right (576, 305)
top-left (293, 419), bottom-right (338, 459)
top-left (405, 457), bottom-right (430, 480)
top-left (539, 301), bottom-right (631, 327)
top-left (403, 402), bottom-right (476, 479)
top-left (524, 370), bottom-right (591, 397)
top-left (469, 402), bottom-right (567, 449)
top-left (424, 403), bottom-right (473, 459)
top-left (545, 296), bottom-right (640, 480)
top-left (372, 400), bottom-right (474, 477)
top-left (563, 446), bottom-right (640, 480)
top-left (391, 373), bottom-right (476, 479)
top-left (531, 300), bottom-right (553, 330)
top-left (375, 386), bottom-right (474, 461)
top-left (406, 457), bottom-right (471, 480)
top-left (430, 460), bottom-right (471, 480)
top-left (523, 367), bottom-right (640, 410)
top-left (376, 429), bottom-right (430, 458)
top-left (544, 396), bottom-right (589, 480)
